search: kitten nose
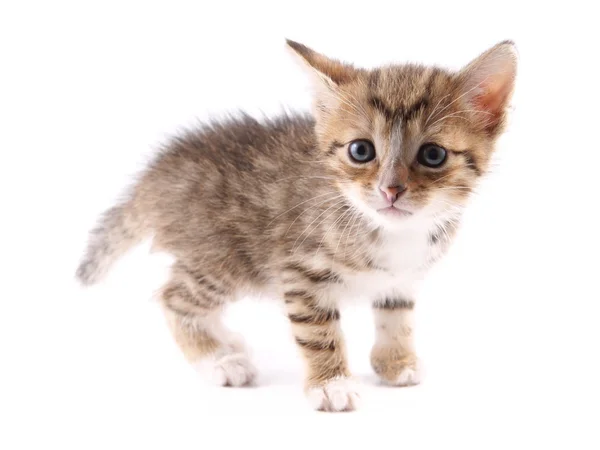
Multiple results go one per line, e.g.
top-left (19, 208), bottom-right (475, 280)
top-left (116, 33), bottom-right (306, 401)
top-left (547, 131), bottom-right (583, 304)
top-left (380, 185), bottom-right (406, 204)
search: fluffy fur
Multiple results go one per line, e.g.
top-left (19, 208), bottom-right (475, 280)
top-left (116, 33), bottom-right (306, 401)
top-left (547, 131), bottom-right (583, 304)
top-left (76, 39), bottom-right (518, 412)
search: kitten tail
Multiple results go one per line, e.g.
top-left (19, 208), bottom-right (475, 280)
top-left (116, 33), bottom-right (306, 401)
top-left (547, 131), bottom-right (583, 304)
top-left (75, 201), bottom-right (143, 286)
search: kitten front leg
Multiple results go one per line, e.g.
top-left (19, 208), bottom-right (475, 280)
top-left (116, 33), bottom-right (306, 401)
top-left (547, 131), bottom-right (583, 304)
top-left (370, 297), bottom-right (422, 386)
top-left (284, 288), bottom-right (358, 412)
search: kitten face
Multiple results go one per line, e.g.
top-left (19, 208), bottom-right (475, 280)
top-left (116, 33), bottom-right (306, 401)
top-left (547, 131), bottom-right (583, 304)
top-left (319, 67), bottom-right (489, 229)
top-left (287, 40), bottom-right (517, 229)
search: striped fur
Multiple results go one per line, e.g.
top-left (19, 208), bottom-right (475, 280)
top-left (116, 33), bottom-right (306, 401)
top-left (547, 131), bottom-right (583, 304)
top-left (76, 39), bottom-right (517, 411)
top-left (284, 286), bottom-right (347, 386)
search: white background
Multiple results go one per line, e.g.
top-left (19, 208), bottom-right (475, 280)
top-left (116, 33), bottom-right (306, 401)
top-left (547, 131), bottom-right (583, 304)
top-left (1, 1), bottom-right (599, 449)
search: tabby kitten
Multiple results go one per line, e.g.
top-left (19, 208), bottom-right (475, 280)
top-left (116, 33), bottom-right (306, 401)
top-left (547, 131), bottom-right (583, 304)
top-left (76, 39), bottom-right (517, 412)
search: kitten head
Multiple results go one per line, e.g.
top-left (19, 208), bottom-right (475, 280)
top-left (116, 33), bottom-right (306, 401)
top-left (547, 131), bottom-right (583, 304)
top-left (287, 39), bottom-right (517, 229)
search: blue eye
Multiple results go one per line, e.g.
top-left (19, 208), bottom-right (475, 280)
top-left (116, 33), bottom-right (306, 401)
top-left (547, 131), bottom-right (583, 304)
top-left (348, 140), bottom-right (376, 163)
top-left (417, 144), bottom-right (447, 168)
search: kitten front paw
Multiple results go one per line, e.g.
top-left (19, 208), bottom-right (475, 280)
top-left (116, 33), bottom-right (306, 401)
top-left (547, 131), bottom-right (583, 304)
top-left (370, 346), bottom-right (423, 386)
top-left (195, 352), bottom-right (257, 387)
top-left (306, 377), bottom-right (361, 412)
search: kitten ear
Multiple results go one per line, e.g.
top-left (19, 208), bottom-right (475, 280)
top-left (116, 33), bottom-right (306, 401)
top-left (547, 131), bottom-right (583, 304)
top-left (285, 39), bottom-right (358, 92)
top-left (457, 40), bottom-right (518, 132)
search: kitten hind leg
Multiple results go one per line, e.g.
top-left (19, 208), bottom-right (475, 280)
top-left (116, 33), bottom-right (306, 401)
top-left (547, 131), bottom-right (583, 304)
top-left (160, 266), bottom-right (257, 387)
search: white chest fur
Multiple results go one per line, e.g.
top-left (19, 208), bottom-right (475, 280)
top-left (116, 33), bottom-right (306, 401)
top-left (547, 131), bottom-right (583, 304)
top-left (332, 223), bottom-right (435, 304)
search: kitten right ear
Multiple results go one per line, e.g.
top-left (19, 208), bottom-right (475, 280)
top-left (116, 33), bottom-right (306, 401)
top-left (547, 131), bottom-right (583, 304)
top-left (285, 39), bottom-right (358, 93)
top-left (457, 40), bottom-right (518, 133)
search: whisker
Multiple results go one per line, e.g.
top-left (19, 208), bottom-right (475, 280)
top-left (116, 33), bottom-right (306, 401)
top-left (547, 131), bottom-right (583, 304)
top-left (344, 209), bottom-right (362, 253)
top-left (333, 207), bottom-right (357, 263)
top-left (340, 209), bottom-right (364, 265)
top-left (341, 89), bottom-right (371, 122)
top-left (425, 93), bottom-right (452, 127)
top-left (429, 172), bottom-right (458, 186)
top-left (272, 175), bottom-right (337, 183)
top-left (315, 207), bottom-right (353, 258)
top-left (434, 186), bottom-right (473, 192)
top-left (283, 193), bottom-right (345, 239)
top-left (292, 200), bottom-right (347, 254)
top-left (266, 191), bottom-right (339, 227)
top-left (293, 159), bottom-right (331, 164)
top-left (431, 76), bottom-right (491, 122)
top-left (428, 112), bottom-right (473, 130)
top-left (322, 88), bottom-right (368, 123)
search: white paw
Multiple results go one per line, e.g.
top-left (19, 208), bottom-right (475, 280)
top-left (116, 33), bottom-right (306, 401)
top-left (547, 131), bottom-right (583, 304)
top-left (387, 359), bottom-right (423, 386)
top-left (307, 377), bottom-right (361, 412)
top-left (195, 353), bottom-right (257, 387)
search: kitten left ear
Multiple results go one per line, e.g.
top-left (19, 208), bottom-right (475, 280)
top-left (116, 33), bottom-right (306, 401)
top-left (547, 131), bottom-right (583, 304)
top-left (457, 40), bottom-right (518, 132)
top-left (285, 39), bottom-right (358, 92)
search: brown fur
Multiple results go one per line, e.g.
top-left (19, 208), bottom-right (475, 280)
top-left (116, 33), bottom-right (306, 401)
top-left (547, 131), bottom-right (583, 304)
top-left (76, 39), bottom-right (517, 411)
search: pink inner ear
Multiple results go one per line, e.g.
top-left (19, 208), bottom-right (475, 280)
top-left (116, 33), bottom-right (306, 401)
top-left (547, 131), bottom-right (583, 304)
top-left (472, 76), bottom-right (513, 128)
top-left (460, 42), bottom-right (517, 131)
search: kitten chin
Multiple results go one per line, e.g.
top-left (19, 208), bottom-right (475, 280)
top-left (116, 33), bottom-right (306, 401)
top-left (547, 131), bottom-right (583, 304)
top-left (76, 39), bottom-right (517, 412)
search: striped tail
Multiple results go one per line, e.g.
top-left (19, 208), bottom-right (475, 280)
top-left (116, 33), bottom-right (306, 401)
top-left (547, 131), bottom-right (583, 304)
top-left (75, 201), bottom-right (144, 286)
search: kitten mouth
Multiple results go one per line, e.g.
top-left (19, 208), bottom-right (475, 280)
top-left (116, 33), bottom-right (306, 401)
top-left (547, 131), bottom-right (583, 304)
top-left (377, 206), bottom-right (413, 218)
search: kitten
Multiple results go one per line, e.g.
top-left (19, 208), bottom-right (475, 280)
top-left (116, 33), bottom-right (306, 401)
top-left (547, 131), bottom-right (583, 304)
top-left (76, 39), bottom-right (517, 412)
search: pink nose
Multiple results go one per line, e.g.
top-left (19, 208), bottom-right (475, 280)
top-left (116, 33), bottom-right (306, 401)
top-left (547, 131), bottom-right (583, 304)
top-left (380, 185), bottom-right (406, 204)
